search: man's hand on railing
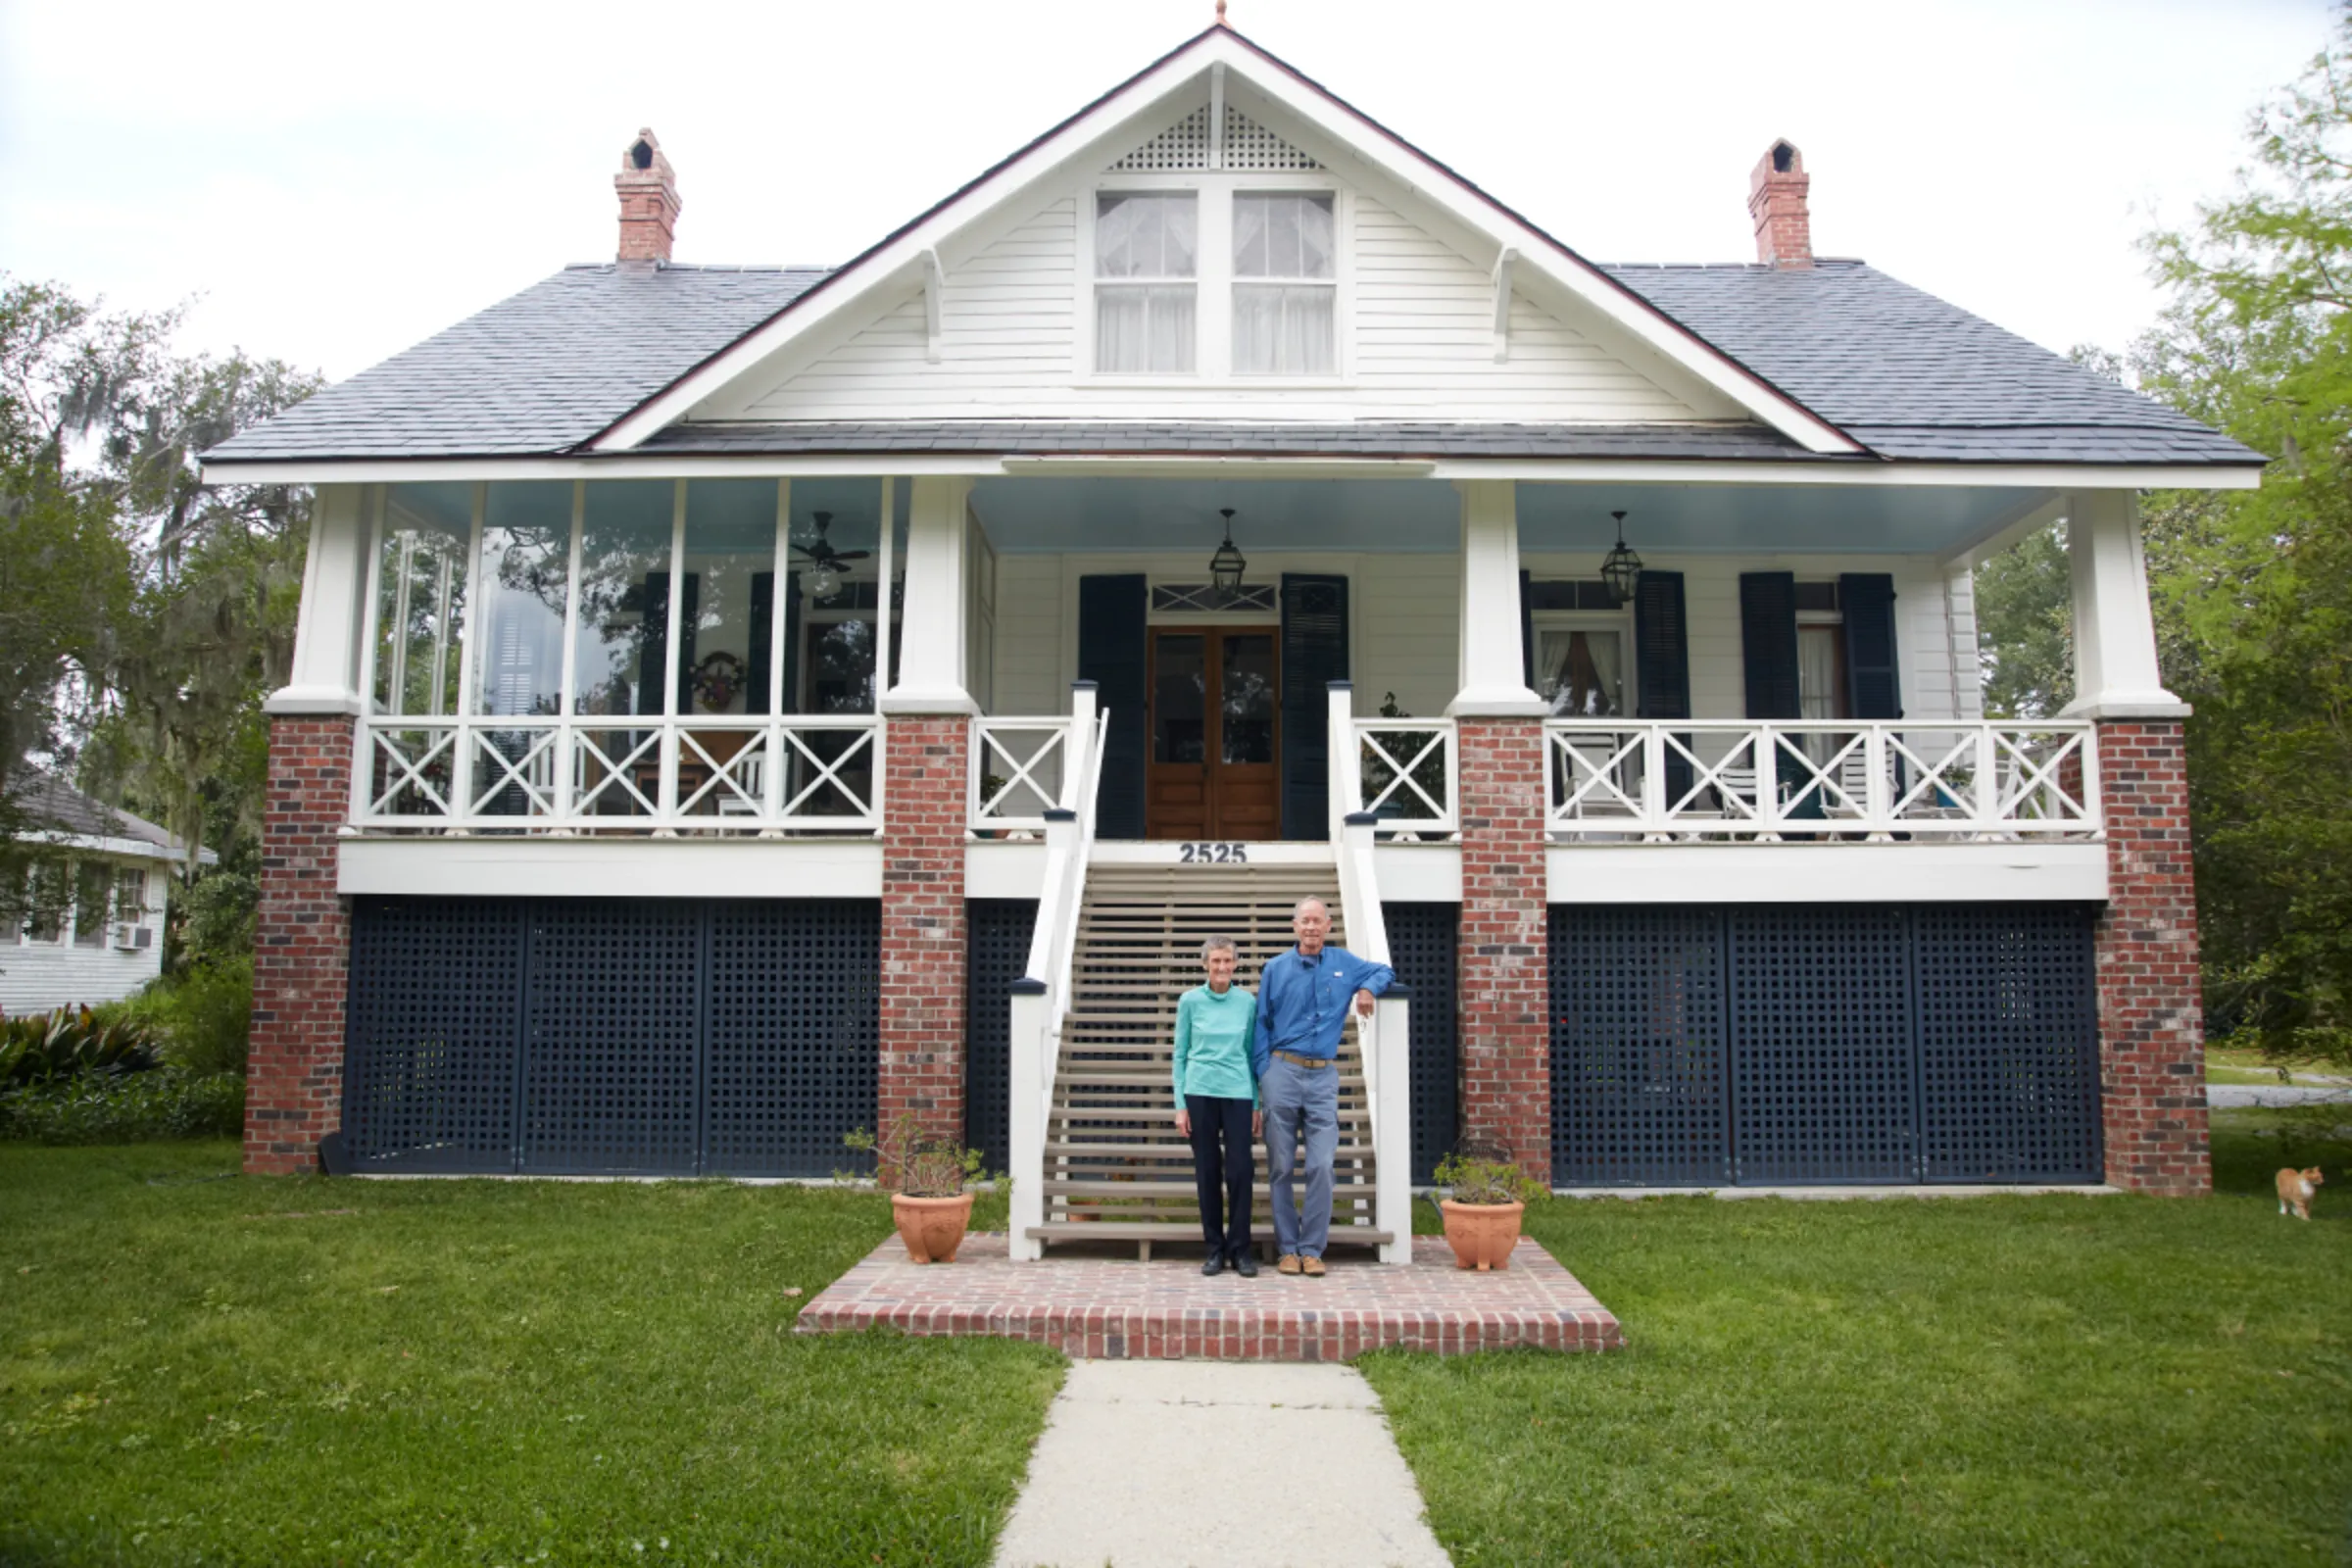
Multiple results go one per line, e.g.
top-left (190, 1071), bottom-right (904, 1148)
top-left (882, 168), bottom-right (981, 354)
top-left (1354, 989), bottom-right (1377, 1018)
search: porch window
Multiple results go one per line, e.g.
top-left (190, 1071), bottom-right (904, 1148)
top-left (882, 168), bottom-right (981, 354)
top-left (473, 482), bottom-right (572, 719)
top-left (1535, 622), bottom-right (1631, 718)
top-left (1232, 192), bottom-right (1335, 375)
top-left (72, 861), bottom-right (111, 949)
top-left (1095, 193), bottom-right (1197, 373)
top-left (372, 484), bottom-right (472, 717)
top-left (1797, 625), bottom-right (1847, 721)
top-left (571, 481), bottom-right (676, 718)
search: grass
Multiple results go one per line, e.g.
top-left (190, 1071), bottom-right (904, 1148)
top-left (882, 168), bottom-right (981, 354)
top-left (1366, 1111), bottom-right (2352, 1566)
top-left (0, 1146), bottom-right (1062, 1567)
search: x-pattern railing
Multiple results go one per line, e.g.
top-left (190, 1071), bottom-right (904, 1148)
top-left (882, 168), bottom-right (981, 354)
top-left (353, 715), bottom-right (881, 832)
top-left (972, 718), bottom-right (1071, 830)
top-left (1354, 719), bottom-right (1456, 833)
top-left (1538, 720), bottom-right (2102, 841)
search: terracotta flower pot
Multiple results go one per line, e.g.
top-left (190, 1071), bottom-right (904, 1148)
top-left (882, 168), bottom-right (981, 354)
top-left (892, 1191), bottom-right (975, 1264)
top-left (1439, 1199), bottom-right (1525, 1271)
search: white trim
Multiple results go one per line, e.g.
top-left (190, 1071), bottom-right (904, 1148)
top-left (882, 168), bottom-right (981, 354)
top-left (1546, 840), bottom-right (2109, 902)
top-left (584, 32), bottom-right (1858, 456)
top-left (214, 453), bottom-right (2266, 491)
top-left (1491, 246), bottom-right (1515, 363)
top-left (337, 836), bottom-right (882, 899)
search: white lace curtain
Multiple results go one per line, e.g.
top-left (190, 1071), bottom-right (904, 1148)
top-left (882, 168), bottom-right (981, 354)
top-left (1232, 193), bottom-right (1335, 375)
top-left (1097, 194), bottom-right (1198, 373)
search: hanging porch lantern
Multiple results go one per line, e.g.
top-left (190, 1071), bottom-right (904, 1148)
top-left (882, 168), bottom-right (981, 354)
top-left (1600, 511), bottom-right (1643, 606)
top-left (1209, 508), bottom-right (1249, 599)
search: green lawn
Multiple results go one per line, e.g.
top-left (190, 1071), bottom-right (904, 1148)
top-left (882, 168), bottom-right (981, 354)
top-left (0, 1146), bottom-right (1062, 1567)
top-left (1364, 1110), bottom-right (2352, 1565)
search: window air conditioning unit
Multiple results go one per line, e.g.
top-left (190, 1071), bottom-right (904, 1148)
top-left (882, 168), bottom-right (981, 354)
top-left (113, 923), bottom-right (153, 952)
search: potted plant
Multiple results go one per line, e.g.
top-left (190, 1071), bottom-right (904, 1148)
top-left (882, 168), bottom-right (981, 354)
top-left (1433, 1145), bottom-right (1544, 1271)
top-left (844, 1114), bottom-right (986, 1263)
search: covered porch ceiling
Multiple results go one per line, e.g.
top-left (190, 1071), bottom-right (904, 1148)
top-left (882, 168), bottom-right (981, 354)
top-left (965, 475), bottom-right (2050, 559)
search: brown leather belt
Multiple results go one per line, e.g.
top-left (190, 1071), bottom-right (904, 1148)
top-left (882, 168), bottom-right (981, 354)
top-left (1273, 1049), bottom-right (1336, 1070)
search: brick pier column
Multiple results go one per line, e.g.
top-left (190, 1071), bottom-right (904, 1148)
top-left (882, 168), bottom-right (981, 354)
top-left (878, 714), bottom-right (969, 1141)
top-left (2093, 719), bottom-right (2209, 1194)
top-left (245, 714), bottom-right (355, 1173)
top-left (1454, 717), bottom-right (1551, 1184)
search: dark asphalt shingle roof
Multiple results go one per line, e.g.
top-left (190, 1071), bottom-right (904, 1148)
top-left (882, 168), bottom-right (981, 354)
top-left (1599, 262), bottom-right (2263, 465)
top-left (203, 258), bottom-right (2263, 468)
top-left (8, 774), bottom-right (205, 861)
top-left (204, 265), bottom-right (828, 461)
top-left (642, 419), bottom-right (1830, 461)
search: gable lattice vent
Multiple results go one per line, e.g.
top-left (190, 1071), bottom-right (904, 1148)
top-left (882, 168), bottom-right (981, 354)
top-left (1224, 106), bottom-right (1319, 171)
top-left (1110, 107), bottom-right (1210, 172)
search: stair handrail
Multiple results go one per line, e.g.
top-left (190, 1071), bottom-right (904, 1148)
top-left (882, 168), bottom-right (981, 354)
top-left (1328, 681), bottom-right (1411, 1263)
top-left (1006, 682), bottom-right (1102, 1261)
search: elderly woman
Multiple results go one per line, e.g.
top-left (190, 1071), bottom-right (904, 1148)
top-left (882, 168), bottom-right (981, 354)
top-left (1173, 935), bottom-right (1263, 1277)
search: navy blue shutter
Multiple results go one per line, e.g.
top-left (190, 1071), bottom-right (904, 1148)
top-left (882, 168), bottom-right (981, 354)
top-left (1280, 574), bottom-right (1349, 840)
top-left (1739, 572), bottom-right (1802, 719)
top-left (637, 573), bottom-right (699, 715)
top-left (1840, 573), bottom-right (1902, 719)
top-left (748, 571), bottom-right (774, 715)
top-left (1078, 574), bottom-right (1148, 839)
top-left (1634, 571), bottom-right (1691, 804)
top-left (1518, 568), bottom-right (1535, 690)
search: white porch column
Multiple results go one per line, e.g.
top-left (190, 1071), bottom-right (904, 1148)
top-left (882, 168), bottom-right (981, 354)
top-left (265, 483), bottom-right (371, 715)
top-left (879, 474), bottom-right (977, 714)
top-left (1445, 478), bottom-right (1545, 716)
top-left (2058, 490), bottom-right (2189, 719)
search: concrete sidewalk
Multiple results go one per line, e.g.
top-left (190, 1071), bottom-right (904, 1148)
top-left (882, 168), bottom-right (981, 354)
top-left (992, 1360), bottom-right (1450, 1568)
top-left (2208, 1084), bottom-right (2352, 1108)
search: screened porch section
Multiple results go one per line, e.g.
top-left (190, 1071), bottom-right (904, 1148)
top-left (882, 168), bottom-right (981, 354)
top-left (358, 477), bottom-right (910, 834)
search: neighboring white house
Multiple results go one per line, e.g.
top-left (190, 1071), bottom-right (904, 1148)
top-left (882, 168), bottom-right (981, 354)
top-left (4, 775), bottom-right (212, 1014)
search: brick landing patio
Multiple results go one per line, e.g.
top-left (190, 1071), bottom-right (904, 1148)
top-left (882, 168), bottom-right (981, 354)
top-left (795, 1232), bottom-right (1623, 1360)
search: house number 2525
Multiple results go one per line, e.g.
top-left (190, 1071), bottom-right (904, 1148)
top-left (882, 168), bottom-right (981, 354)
top-left (1177, 842), bottom-right (1248, 863)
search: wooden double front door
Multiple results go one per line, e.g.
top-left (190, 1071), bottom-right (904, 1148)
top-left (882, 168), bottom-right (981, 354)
top-left (1146, 625), bottom-right (1280, 840)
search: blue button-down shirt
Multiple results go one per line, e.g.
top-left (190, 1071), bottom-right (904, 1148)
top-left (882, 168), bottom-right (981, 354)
top-left (1250, 945), bottom-right (1395, 1079)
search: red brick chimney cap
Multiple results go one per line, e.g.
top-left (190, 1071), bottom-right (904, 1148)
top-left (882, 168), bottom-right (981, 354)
top-left (619, 128), bottom-right (675, 186)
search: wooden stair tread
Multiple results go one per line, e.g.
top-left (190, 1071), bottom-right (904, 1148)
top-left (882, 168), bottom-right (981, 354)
top-left (1026, 1221), bottom-right (1392, 1245)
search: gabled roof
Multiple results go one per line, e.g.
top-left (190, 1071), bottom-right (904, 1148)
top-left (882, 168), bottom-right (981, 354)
top-left (201, 25), bottom-right (2264, 476)
top-left (8, 773), bottom-right (211, 864)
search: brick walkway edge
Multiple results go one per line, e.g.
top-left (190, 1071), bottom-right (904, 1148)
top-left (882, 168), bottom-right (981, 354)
top-left (796, 1233), bottom-right (1623, 1360)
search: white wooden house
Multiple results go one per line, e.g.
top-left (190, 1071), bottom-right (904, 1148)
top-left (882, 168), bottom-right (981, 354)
top-left (4, 775), bottom-right (206, 1014)
top-left (208, 24), bottom-right (2252, 1232)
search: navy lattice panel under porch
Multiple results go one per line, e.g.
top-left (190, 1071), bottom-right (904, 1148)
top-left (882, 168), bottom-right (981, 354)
top-left (343, 899), bottom-right (526, 1173)
top-left (1384, 903), bottom-right (1459, 1185)
top-left (706, 901), bottom-right (880, 1178)
top-left (964, 901), bottom-right (1037, 1175)
top-left (1912, 905), bottom-right (2100, 1182)
top-left (520, 901), bottom-right (706, 1175)
top-left (1549, 906), bottom-right (1730, 1186)
top-left (1728, 906), bottom-right (1918, 1184)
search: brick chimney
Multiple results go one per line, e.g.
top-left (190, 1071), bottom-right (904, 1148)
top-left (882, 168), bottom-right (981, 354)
top-left (1748, 139), bottom-right (1812, 270)
top-left (615, 128), bottom-right (681, 266)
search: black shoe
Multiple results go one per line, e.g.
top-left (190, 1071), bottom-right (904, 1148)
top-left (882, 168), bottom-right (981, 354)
top-left (1201, 1251), bottom-right (1227, 1277)
top-left (1232, 1250), bottom-right (1259, 1278)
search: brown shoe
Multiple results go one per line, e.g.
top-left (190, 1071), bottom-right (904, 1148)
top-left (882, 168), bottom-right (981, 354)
top-left (1301, 1256), bottom-right (1327, 1278)
top-left (1277, 1253), bottom-right (1302, 1275)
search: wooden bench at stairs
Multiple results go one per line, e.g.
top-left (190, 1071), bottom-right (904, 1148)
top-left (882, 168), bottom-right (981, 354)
top-left (1026, 859), bottom-right (1394, 1260)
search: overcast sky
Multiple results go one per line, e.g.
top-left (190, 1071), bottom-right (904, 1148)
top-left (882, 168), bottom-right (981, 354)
top-left (0, 0), bottom-right (2334, 385)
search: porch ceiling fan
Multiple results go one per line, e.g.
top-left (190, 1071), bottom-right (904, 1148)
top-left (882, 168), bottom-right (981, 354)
top-left (793, 511), bottom-right (869, 600)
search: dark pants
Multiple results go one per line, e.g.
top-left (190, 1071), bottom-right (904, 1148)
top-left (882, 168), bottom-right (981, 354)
top-left (1186, 1094), bottom-right (1254, 1259)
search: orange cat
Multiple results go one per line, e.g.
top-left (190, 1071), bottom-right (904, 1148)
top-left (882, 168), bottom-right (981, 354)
top-left (2277, 1165), bottom-right (2324, 1221)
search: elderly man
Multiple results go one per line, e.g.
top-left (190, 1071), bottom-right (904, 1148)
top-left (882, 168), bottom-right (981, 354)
top-left (1250, 897), bottom-right (1394, 1276)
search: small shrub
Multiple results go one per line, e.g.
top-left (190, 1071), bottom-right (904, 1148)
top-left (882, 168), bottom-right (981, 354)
top-left (0, 1006), bottom-right (162, 1087)
top-left (1434, 1149), bottom-right (1544, 1206)
top-left (843, 1113), bottom-right (985, 1197)
top-left (0, 1067), bottom-right (243, 1144)
top-left (105, 957), bottom-right (252, 1076)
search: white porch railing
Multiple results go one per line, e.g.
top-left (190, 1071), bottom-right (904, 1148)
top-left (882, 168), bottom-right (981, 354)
top-left (1329, 685), bottom-right (1412, 1264)
top-left (1351, 718), bottom-right (1458, 837)
top-left (1544, 720), bottom-right (2101, 841)
top-left (352, 714), bottom-right (882, 834)
top-left (969, 715), bottom-right (1075, 834)
top-left (1005, 684), bottom-right (1106, 1262)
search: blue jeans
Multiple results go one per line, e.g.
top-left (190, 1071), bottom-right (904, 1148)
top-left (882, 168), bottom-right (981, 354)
top-left (1261, 1056), bottom-right (1338, 1258)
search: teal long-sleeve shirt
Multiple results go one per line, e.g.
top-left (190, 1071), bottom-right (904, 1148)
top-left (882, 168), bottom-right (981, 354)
top-left (1173, 985), bottom-right (1260, 1106)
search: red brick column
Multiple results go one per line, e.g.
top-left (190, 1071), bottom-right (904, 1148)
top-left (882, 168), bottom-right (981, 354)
top-left (2093, 719), bottom-right (2209, 1194)
top-left (245, 714), bottom-right (355, 1174)
top-left (879, 714), bottom-right (969, 1141)
top-left (1455, 717), bottom-right (1551, 1184)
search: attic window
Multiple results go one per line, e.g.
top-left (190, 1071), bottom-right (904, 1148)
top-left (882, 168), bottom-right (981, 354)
top-left (1232, 192), bottom-right (1335, 375)
top-left (1096, 193), bottom-right (1199, 373)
